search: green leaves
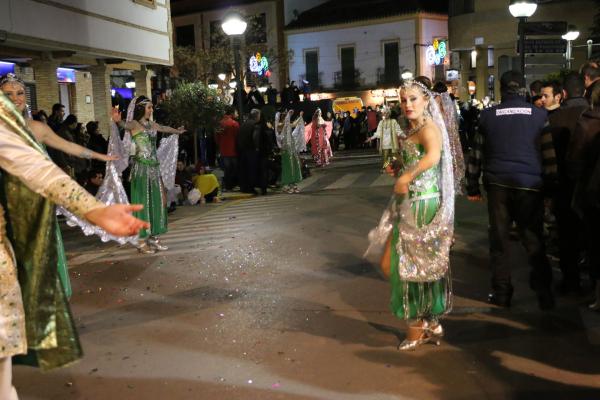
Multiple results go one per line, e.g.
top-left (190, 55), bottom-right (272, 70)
top-left (163, 82), bottom-right (227, 134)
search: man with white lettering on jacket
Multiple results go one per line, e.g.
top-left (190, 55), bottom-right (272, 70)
top-left (467, 70), bottom-right (558, 310)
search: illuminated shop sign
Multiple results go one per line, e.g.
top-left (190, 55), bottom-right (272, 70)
top-left (57, 68), bottom-right (76, 83)
top-left (249, 52), bottom-right (270, 77)
top-left (0, 61), bottom-right (16, 76)
top-left (426, 39), bottom-right (448, 66)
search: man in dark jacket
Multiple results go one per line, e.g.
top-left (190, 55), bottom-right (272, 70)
top-left (467, 70), bottom-right (558, 310)
top-left (546, 73), bottom-right (588, 294)
top-left (237, 109), bottom-right (261, 194)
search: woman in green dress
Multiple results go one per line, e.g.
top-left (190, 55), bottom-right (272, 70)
top-left (116, 96), bottom-right (185, 254)
top-left (275, 110), bottom-right (304, 193)
top-left (376, 80), bottom-right (455, 350)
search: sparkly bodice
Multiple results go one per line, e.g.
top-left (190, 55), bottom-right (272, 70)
top-left (132, 129), bottom-right (158, 164)
top-left (401, 140), bottom-right (440, 198)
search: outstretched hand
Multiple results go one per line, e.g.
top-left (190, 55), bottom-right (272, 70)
top-left (176, 126), bottom-right (186, 134)
top-left (111, 107), bottom-right (122, 123)
top-left (84, 204), bottom-right (150, 236)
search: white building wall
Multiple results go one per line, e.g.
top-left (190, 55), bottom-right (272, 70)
top-left (286, 19), bottom-right (417, 89)
top-left (419, 17), bottom-right (449, 78)
top-left (0, 0), bottom-right (172, 64)
top-left (172, 1), bottom-right (281, 89)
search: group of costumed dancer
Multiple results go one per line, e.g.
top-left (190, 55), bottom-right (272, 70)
top-left (0, 69), bottom-right (463, 398)
top-left (273, 107), bottom-right (333, 194)
top-left (367, 78), bottom-right (463, 350)
top-left (0, 75), bottom-right (150, 398)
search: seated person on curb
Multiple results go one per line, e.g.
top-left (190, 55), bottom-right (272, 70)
top-left (192, 164), bottom-right (221, 203)
top-left (84, 169), bottom-right (104, 196)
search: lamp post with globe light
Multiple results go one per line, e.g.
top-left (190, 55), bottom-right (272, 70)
top-left (222, 11), bottom-right (247, 120)
top-left (562, 25), bottom-right (580, 70)
top-left (509, 0), bottom-right (537, 75)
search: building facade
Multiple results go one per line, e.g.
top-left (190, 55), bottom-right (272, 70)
top-left (171, 0), bottom-right (286, 90)
top-left (449, 0), bottom-right (595, 101)
top-left (284, 0), bottom-right (448, 106)
top-left (0, 0), bottom-right (173, 133)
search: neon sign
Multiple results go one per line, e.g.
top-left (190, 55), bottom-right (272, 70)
top-left (249, 52), bottom-right (270, 76)
top-left (426, 39), bottom-right (448, 66)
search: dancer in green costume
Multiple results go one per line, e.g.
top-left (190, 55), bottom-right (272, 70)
top-left (275, 110), bottom-right (304, 193)
top-left (374, 79), bottom-right (455, 351)
top-left (114, 96), bottom-right (185, 254)
top-left (0, 92), bottom-right (148, 387)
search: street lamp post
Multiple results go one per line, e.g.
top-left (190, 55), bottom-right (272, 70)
top-left (562, 25), bottom-right (580, 70)
top-left (509, 0), bottom-right (538, 75)
top-left (222, 11), bottom-right (247, 120)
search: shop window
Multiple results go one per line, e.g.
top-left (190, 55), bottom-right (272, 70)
top-left (383, 42), bottom-right (400, 84)
top-left (488, 47), bottom-right (495, 67)
top-left (305, 50), bottom-right (319, 87)
top-left (341, 47), bottom-right (356, 87)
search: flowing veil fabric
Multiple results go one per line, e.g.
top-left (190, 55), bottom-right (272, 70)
top-left (57, 120), bottom-right (138, 245)
top-left (440, 92), bottom-right (465, 194)
top-left (366, 90), bottom-right (455, 283)
top-left (56, 97), bottom-right (179, 244)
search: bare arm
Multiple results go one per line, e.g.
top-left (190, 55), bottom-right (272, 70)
top-left (152, 122), bottom-right (186, 135)
top-left (30, 120), bottom-right (116, 162)
top-left (394, 122), bottom-right (442, 194)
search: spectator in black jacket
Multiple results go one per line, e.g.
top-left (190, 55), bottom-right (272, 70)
top-left (467, 70), bottom-right (557, 310)
top-left (237, 109), bottom-right (262, 194)
top-left (546, 73), bottom-right (588, 294)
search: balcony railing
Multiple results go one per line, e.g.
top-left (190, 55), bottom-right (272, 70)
top-left (333, 69), bottom-right (361, 90)
top-left (298, 72), bottom-right (323, 91)
top-left (377, 67), bottom-right (401, 86)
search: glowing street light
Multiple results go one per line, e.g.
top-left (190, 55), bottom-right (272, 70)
top-left (509, 0), bottom-right (537, 18)
top-left (509, 0), bottom-right (537, 74)
top-left (222, 11), bottom-right (247, 119)
top-left (563, 25), bottom-right (580, 70)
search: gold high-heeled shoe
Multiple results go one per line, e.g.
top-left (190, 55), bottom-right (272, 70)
top-left (137, 241), bottom-right (157, 254)
top-left (427, 323), bottom-right (444, 346)
top-left (148, 236), bottom-right (168, 251)
top-left (397, 322), bottom-right (438, 351)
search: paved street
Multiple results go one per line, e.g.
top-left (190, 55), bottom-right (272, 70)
top-left (15, 154), bottom-right (600, 400)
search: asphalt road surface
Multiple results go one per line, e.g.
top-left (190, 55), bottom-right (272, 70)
top-left (15, 154), bottom-right (600, 400)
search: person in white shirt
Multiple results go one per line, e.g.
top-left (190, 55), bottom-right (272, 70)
top-left (366, 107), bottom-right (402, 170)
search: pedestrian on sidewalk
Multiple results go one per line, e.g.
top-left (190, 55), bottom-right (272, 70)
top-left (238, 109), bottom-right (262, 194)
top-left (467, 70), bottom-right (557, 310)
top-left (567, 79), bottom-right (600, 310)
top-left (369, 79), bottom-right (455, 351)
top-left (546, 72), bottom-right (588, 294)
top-left (217, 107), bottom-right (240, 191)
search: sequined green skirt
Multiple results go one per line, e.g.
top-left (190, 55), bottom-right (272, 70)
top-left (390, 195), bottom-right (451, 320)
top-left (281, 150), bottom-right (303, 186)
top-left (130, 159), bottom-right (167, 238)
